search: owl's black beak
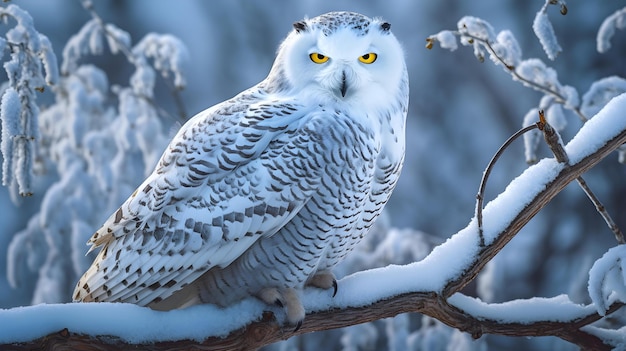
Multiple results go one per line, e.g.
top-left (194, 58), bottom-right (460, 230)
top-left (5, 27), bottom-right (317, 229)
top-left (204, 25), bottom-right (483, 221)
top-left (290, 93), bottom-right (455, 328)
top-left (340, 71), bottom-right (348, 97)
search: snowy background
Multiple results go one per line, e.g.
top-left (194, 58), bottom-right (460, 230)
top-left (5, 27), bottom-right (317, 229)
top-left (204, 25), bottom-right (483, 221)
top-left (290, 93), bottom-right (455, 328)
top-left (1, 1), bottom-right (625, 350)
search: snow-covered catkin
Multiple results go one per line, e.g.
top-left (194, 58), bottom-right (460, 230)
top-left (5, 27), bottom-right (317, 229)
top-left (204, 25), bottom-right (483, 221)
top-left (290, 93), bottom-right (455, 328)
top-left (597, 7), bottom-right (626, 54)
top-left (533, 6), bottom-right (562, 60)
top-left (0, 88), bottom-right (20, 187)
top-left (133, 33), bottom-right (189, 90)
top-left (0, 4), bottom-right (57, 199)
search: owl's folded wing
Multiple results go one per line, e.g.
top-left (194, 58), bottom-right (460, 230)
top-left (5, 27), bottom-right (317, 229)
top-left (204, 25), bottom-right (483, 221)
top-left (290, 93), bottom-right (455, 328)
top-left (73, 95), bottom-right (325, 306)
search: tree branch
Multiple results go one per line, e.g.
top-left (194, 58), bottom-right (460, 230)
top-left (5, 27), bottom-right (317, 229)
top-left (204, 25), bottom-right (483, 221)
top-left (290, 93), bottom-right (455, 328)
top-left (9, 298), bottom-right (624, 351)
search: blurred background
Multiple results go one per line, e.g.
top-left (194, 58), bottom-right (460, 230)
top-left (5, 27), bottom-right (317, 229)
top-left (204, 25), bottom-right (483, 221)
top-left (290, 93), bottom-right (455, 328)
top-left (1, 1), bottom-right (624, 350)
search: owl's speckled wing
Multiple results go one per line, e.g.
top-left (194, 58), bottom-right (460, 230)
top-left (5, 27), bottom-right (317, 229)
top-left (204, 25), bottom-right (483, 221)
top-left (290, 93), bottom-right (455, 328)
top-left (73, 90), bottom-right (323, 306)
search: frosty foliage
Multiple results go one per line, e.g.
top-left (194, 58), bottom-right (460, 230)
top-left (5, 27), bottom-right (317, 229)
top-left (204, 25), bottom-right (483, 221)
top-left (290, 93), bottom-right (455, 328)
top-left (62, 19), bottom-right (125, 74)
top-left (514, 58), bottom-right (578, 109)
top-left (0, 4), bottom-right (57, 201)
top-left (1, 4), bottom-right (187, 305)
top-left (597, 7), bottom-right (626, 54)
top-left (132, 33), bottom-right (188, 91)
top-left (588, 245), bottom-right (626, 316)
top-left (431, 31), bottom-right (457, 52)
top-left (581, 76), bottom-right (626, 118)
top-left (532, 0), bottom-right (563, 61)
top-left (427, 2), bottom-right (626, 167)
top-left (491, 30), bottom-right (521, 68)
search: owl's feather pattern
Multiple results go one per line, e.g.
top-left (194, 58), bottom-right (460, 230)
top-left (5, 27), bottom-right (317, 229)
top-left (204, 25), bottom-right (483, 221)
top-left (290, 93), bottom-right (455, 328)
top-left (75, 92), bottom-right (318, 305)
top-left (74, 11), bottom-right (409, 325)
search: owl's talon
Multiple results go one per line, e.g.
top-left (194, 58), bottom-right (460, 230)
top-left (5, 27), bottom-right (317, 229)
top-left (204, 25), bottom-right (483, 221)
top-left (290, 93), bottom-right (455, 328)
top-left (307, 270), bottom-right (338, 297)
top-left (256, 287), bottom-right (305, 327)
top-left (282, 288), bottom-right (305, 326)
top-left (293, 320), bottom-right (302, 332)
top-left (257, 287), bottom-right (283, 307)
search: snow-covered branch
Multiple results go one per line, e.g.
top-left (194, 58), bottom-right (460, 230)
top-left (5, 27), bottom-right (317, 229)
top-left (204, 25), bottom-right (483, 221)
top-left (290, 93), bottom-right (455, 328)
top-left (427, 15), bottom-right (584, 125)
top-left (427, 8), bottom-right (626, 169)
top-left (3, 93), bottom-right (626, 351)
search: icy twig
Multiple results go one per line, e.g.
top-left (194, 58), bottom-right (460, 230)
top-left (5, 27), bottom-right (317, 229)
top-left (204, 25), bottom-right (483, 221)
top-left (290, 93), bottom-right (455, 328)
top-left (576, 176), bottom-right (625, 244)
top-left (537, 110), bottom-right (625, 245)
top-left (436, 30), bottom-right (588, 123)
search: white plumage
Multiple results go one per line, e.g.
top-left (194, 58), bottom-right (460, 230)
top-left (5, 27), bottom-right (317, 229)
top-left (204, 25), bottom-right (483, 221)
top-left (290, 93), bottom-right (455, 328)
top-left (74, 11), bottom-right (409, 327)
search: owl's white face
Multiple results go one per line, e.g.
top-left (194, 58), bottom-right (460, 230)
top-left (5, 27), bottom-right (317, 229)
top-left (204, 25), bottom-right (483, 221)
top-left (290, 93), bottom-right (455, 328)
top-left (275, 15), bottom-right (406, 111)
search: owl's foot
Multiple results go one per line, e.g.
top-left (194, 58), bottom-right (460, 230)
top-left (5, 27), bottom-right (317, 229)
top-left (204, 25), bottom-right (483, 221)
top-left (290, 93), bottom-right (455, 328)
top-left (306, 270), bottom-right (338, 297)
top-left (257, 287), bottom-right (305, 331)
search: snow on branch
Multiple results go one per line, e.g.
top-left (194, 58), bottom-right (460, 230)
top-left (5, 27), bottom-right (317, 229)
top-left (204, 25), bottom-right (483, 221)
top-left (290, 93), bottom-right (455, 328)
top-left (61, 18), bottom-right (131, 74)
top-left (133, 33), bottom-right (188, 91)
top-left (588, 245), bottom-right (626, 316)
top-left (3, 94), bottom-right (626, 351)
top-left (63, 1), bottom-right (189, 121)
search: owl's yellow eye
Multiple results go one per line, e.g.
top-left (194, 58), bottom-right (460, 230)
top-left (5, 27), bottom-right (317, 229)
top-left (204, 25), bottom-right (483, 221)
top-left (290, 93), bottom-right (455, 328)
top-left (309, 53), bottom-right (329, 64)
top-left (359, 53), bottom-right (377, 64)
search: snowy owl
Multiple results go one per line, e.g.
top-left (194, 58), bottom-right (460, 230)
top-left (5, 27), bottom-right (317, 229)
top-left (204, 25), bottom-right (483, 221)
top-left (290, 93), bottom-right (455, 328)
top-left (74, 11), bottom-right (408, 328)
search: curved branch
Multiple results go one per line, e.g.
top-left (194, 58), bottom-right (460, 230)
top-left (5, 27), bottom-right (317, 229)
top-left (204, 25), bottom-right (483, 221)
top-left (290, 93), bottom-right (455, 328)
top-left (445, 124), bottom-right (626, 297)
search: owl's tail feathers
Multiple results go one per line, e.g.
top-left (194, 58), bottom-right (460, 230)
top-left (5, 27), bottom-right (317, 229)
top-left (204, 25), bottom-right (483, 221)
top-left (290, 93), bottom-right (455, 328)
top-left (72, 249), bottom-right (109, 303)
top-left (86, 207), bottom-right (128, 253)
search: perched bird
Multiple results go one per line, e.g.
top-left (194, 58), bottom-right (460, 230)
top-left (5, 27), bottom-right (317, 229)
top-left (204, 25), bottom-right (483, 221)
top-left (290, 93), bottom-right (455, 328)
top-left (74, 11), bottom-right (408, 328)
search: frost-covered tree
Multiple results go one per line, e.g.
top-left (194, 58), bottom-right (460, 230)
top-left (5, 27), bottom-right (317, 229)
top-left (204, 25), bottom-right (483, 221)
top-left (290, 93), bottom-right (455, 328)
top-left (1, 2), bottom-right (626, 351)
top-left (1, 1), bottom-right (188, 305)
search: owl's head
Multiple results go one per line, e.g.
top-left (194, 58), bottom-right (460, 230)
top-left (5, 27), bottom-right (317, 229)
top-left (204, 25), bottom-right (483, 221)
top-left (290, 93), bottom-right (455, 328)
top-left (266, 12), bottom-right (407, 109)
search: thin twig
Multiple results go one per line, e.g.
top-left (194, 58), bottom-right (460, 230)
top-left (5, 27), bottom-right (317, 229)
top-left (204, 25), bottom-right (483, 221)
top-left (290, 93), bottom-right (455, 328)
top-left (576, 176), bottom-right (626, 244)
top-left (476, 123), bottom-right (540, 247)
top-left (537, 110), bottom-right (569, 163)
top-left (538, 110), bottom-right (625, 244)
